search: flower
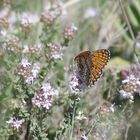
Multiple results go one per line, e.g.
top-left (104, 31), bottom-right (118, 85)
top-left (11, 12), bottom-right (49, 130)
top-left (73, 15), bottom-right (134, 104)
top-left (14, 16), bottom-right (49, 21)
top-left (32, 82), bottom-right (59, 110)
top-left (119, 89), bottom-right (134, 100)
top-left (69, 73), bottom-right (80, 93)
top-left (80, 134), bottom-right (88, 140)
top-left (6, 117), bottom-right (23, 130)
top-left (29, 44), bottom-right (42, 54)
top-left (47, 43), bottom-right (63, 60)
top-left (84, 8), bottom-right (99, 19)
top-left (21, 58), bottom-right (31, 67)
top-left (32, 63), bottom-right (40, 78)
top-left (118, 65), bottom-right (140, 100)
top-left (64, 23), bottom-right (77, 41)
top-left (69, 72), bottom-right (88, 93)
top-left (20, 18), bottom-right (32, 32)
top-left (76, 111), bottom-right (87, 120)
top-left (3, 36), bottom-right (21, 52)
top-left (15, 59), bottom-right (40, 84)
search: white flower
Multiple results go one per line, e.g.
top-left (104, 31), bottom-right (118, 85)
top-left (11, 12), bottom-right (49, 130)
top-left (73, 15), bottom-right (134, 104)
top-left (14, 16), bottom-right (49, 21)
top-left (6, 117), bottom-right (23, 130)
top-left (22, 45), bottom-right (29, 53)
top-left (21, 58), bottom-right (31, 67)
top-left (42, 100), bottom-right (52, 110)
top-left (51, 52), bottom-right (63, 60)
top-left (80, 134), bottom-right (88, 140)
top-left (109, 104), bottom-right (115, 113)
top-left (119, 89), bottom-right (134, 100)
top-left (69, 74), bottom-right (80, 93)
top-left (76, 111), bottom-right (87, 120)
top-left (84, 8), bottom-right (99, 19)
top-left (32, 63), bottom-right (40, 78)
top-left (25, 76), bottom-right (34, 84)
top-left (32, 82), bottom-right (59, 110)
top-left (0, 30), bottom-right (7, 37)
top-left (20, 12), bottom-right (39, 24)
top-left (42, 82), bottom-right (52, 93)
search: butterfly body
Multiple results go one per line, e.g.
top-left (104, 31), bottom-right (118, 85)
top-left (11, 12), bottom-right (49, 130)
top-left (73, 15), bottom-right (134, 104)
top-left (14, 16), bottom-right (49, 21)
top-left (74, 49), bottom-right (110, 87)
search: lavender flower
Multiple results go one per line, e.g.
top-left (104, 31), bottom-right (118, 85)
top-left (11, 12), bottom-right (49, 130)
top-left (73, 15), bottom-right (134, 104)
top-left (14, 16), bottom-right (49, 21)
top-left (6, 117), bottom-right (23, 130)
top-left (69, 72), bottom-right (88, 93)
top-left (32, 82), bottom-right (59, 110)
top-left (29, 44), bottom-right (42, 54)
top-left (47, 43), bottom-right (63, 60)
top-left (20, 18), bottom-right (32, 33)
top-left (15, 59), bottom-right (40, 84)
top-left (64, 23), bottom-right (77, 41)
top-left (3, 36), bottom-right (21, 52)
top-left (84, 8), bottom-right (99, 19)
top-left (21, 58), bottom-right (31, 67)
top-left (118, 65), bottom-right (140, 100)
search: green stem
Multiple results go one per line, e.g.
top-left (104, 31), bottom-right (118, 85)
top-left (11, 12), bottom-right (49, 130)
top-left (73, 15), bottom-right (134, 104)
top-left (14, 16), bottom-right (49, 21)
top-left (69, 99), bottom-right (76, 140)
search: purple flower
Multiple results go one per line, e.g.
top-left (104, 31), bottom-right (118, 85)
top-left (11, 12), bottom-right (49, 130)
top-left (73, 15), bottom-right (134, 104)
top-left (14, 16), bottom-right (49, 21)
top-left (32, 82), bottom-right (59, 110)
top-left (6, 117), bottom-right (23, 130)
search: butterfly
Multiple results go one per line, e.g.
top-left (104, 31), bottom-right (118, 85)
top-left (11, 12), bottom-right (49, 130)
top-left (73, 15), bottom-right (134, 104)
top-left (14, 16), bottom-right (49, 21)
top-left (74, 49), bottom-right (110, 87)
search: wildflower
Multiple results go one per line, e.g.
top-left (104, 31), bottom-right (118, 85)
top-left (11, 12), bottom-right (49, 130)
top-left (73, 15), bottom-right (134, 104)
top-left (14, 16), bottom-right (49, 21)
top-left (20, 18), bottom-right (32, 33)
top-left (15, 59), bottom-right (40, 84)
top-left (47, 43), bottom-right (63, 60)
top-left (64, 23), bottom-right (77, 41)
top-left (118, 65), bottom-right (140, 100)
top-left (0, 30), bottom-right (7, 37)
top-left (20, 12), bottom-right (39, 24)
top-left (80, 134), bottom-right (88, 140)
top-left (0, 17), bottom-right (9, 29)
top-left (6, 117), bottom-right (23, 130)
top-left (3, 36), bottom-right (21, 52)
top-left (29, 44), bottom-right (42, 54)
top-left (69, 72), bottom-right (88, 93)
top-left (100, 102), bottom-right (115, 114)
top-left (32, 82), bottom-right (59, 110)
top-left (22, 45), bottom-right (29, 53)
top-left (76, 111), bottom-right (87, 120)
top-left (84, 8), bottom-right (99, 19)
top-left (25, 76), bottom-right (34, 84)
top-left (69, 73), bottom-right (80, 93)
top-left (21, 58), bottom-right (31, 67)
top-left (119, 89), bottom-right (134, 100)
top-left (40, 11), bottom-right (57, 25)
top-left (32, 63), bottom-right (40, 78)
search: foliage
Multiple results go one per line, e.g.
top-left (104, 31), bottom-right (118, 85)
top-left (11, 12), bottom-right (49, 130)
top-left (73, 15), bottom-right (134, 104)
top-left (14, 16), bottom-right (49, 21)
top-left (0, 0), bottom-right (140, 140)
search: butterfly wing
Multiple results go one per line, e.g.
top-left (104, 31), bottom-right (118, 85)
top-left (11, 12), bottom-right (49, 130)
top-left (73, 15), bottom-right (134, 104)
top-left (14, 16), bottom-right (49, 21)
top-left (74, 51), bottom-right (92, 86)
top-left (91, 49), bottom-right (110, 85)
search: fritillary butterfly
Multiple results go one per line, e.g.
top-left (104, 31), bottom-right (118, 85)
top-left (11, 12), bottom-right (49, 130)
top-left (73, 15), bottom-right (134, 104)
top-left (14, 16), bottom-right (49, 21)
top-left (74, 49), bottom-right (110, 87)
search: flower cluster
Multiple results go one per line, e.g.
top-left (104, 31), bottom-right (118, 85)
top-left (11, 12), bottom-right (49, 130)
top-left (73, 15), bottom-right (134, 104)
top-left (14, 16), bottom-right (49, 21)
top-left (15, 58), bottom-right (40, 84)
top-left (64, 24), bottom-right (78, 41)
top-left (22, 44), bottom-right (42, 55)
top-left (40, 1), bottom-right (64, 25)
top-left (32, 82), bottom-right (59, 110)
top-left (20, 18), bottom-right (32, 33)
top-left (69, 72), bottom-right (88, 93)
top-left (6, 117), bottom-right (24, 130)
top-left (118, 66), bottom-right (140, 100)
top-left (47, 43), bottom-right (63, 60)
top-left (3, 36), bottom-right (21, 52)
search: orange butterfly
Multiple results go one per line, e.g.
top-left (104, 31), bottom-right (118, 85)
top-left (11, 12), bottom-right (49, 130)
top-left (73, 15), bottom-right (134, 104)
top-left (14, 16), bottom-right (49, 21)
top-left (74, 49), bottom-right (110, 87)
